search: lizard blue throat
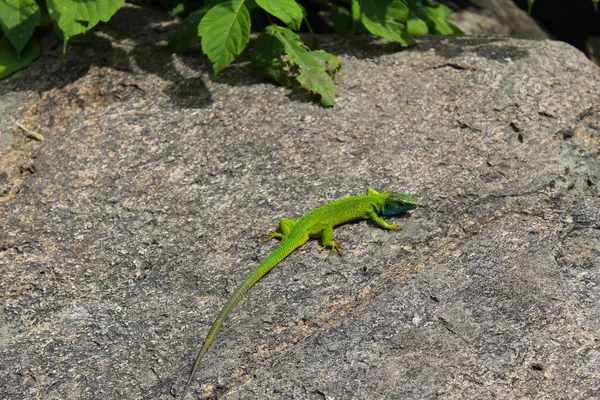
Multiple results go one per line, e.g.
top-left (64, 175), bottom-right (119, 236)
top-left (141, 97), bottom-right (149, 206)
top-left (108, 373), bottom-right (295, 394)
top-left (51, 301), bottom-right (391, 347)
top-left (179, 188), bottom-right (418, 399)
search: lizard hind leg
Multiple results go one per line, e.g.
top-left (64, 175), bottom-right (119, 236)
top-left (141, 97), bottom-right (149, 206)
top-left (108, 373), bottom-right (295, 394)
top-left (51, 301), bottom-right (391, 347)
top-left (278, 219), bottom-right (296, 235)
top-left (316, 224), bottom-right (343, 258)
top-left (262, 218), bottom-right (297, 244)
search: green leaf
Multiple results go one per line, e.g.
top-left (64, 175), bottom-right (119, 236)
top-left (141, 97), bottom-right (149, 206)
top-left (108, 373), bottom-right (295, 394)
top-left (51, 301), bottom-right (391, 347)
top-left (593, 0), bottom-right (598, 11)
top-left (0, 35), bottom-right (39, 79)
top-left (360, 0), bottom-right (415, 46)
top-left (0, 0), bottom-right (41, 58)
top-left (407, 17), bottom-right (428, 35)
top-left (250, 27), bottom-right (290, 86)
top-left (66, 32), bottom-right (93, 43)
top-left (251, 25), bottom-right (341, 107)
top-left (426, 4), bottom-right (462, 35)
top-left (309, 49), bottom-right (341, 76)
top-left (254, 0), bottom-right (303, 30)
top-left (167, 5), bottom-right (211, 53)
top-left (47, 0), bottom-right (125, 52)
top-left (406, 0), bottom-right (462, 36)
top-left (198, 0), bottom-right (250, 78)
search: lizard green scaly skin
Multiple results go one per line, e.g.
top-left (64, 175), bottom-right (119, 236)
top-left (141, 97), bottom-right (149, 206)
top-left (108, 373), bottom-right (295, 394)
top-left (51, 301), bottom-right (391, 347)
top-left (180, 188), bottom-right (418, 398)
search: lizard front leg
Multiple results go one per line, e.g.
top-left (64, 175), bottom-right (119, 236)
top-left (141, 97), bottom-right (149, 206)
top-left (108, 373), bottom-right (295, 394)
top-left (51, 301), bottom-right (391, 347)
top-left (368, 211), bottom-right (402, 231)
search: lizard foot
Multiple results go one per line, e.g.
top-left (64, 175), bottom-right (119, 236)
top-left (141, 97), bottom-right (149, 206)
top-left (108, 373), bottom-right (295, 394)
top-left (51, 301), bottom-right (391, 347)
top-left (261, 231), bottom-right (286, 245)
top-left (320, 241), bottom-right (343, 259)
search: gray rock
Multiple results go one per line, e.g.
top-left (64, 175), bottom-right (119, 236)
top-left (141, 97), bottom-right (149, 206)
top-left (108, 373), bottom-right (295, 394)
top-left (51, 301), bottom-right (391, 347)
top-left (449, 0), bottom-right (551, 39)
top-left (1, 5), bottom-right (599, 400)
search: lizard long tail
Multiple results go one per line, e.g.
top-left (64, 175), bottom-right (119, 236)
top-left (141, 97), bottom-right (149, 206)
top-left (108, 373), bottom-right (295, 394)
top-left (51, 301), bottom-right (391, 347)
top-left (180, 233), bottom-right (309, 399)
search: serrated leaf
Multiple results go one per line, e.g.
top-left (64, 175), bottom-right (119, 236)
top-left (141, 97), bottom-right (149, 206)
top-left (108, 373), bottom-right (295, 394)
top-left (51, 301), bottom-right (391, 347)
top-left (296, 55), bottom-right (340, 106)
top-left (251, 25), bottom-right (340, 107)
top-left (309, 50), bottom-right (341, 76)
top-left (0, 0), bottom-right (41, 58)
top-left (0, 35), bottom-right (39, 79)
top-left (47, 0), bottom-right (125, 52)
top-left (251, 27), bottom-right (291, 86)
top-left (198, 0), bottom-right (250, 78)
top-left (255, 0), bottom-right (303, 30)
top-left (167, 5), bottom-right (211, 53)
top-left (360, 0), bottom-right (415, 46)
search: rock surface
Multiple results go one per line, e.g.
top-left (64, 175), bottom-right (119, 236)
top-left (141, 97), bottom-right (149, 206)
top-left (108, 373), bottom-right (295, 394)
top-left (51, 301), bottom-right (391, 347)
top-left (1, 5), bottom-right (599, 400)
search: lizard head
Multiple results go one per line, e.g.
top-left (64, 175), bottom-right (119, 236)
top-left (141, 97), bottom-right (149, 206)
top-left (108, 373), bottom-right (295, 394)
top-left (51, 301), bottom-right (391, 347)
top-left (383, 192), bottom-right (419, 216)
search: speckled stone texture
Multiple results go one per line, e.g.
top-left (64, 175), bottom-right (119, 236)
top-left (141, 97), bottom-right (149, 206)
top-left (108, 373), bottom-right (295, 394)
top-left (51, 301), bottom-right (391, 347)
top-left (1, 5), bottom-right (599, 400)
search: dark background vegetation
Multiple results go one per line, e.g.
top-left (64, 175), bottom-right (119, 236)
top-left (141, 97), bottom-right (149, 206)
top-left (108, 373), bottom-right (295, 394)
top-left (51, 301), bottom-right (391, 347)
top-left (515, 0), bottom-right (600, 51)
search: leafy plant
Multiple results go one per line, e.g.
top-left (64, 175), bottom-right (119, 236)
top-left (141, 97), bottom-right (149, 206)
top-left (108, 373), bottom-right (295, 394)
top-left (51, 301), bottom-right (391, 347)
top-left (407, 0), bottom-right (463, 35)
top-left (251, 25), bottom-right (341, 106)
top-left (0, 0), bottom-right (463, 105)
top-left (0, 0), bottom-right (124, 79)
top-left (168, 0), bottom-right (463, 106)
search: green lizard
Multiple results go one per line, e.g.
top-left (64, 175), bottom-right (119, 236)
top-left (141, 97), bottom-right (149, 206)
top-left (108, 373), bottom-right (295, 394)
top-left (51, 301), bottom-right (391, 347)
top-left (180, 188), bottom-right (418, 398)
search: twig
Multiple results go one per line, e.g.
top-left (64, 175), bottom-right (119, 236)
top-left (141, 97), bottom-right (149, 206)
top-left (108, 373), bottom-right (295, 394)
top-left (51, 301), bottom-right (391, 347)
top-left (17, 123), bottom-right (44, 141)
